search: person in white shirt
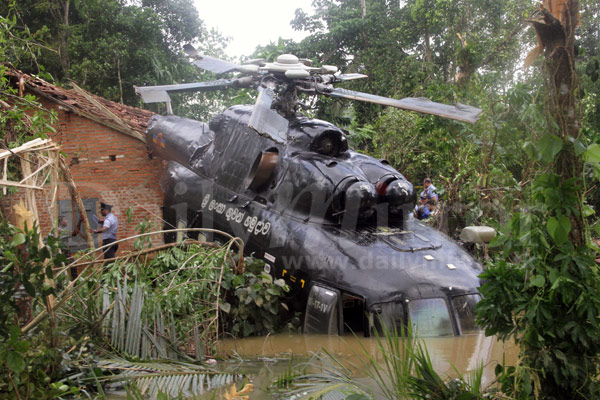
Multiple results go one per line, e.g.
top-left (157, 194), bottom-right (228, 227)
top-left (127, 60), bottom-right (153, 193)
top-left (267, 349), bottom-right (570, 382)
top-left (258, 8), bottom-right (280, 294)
top-left (91, 202), bottom-right (119, 259)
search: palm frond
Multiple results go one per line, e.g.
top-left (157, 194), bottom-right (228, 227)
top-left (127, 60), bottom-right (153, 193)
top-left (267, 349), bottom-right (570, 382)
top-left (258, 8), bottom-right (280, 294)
top-left (87, 241), bottom-right (237, 360)
top-left (285, 350), bottom-right (369, 399)
top-left (98, 358), bottom-right (242, 398)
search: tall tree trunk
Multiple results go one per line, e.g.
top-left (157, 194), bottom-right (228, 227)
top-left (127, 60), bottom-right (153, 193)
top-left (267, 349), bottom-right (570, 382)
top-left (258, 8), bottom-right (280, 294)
top-left (424, 24), bottom-right (433, 64)
top-left (50, 0), bottom-right (71, 77)
top-left (531, 0), bottom-right (584, 245)
top-left (117, 56), bottom-right (123, 104)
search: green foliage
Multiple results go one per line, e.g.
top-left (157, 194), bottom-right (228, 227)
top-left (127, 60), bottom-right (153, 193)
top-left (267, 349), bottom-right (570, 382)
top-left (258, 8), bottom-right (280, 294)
top-left (66, 242), bottom-right (228, 359)
top-left (0, 7), bottom-right (58, 191)
top-left (0, 221), bottom-right (63, 336)
top-left (65, 0), bottom-right (203, 105)
top-left (219, 257), bottom-right (298, 337)
top-left (2, 0), bottom-right (232, 120)
top-left (220, 268), bottom-right (291, 337)
top-left (407, 343), bottom-right (487, 400)
top-left (0, 329), bottom-right (81, 399)
top-left (477, 100), bottom-right (600, 398)
top-left (0, 219), bottom-right (295, 397)
top-left (0, 61), bottom-right (57, 149)
top-left (54, 238), bottom-right (295, 395)
top-left (477, 181), bottom-right (600, 397)
top-left (132, 217), bottom-right (157, 250)
top-left (0, 2), bottom-right (53, 73)
top-left (289, 0), bottom-right (553, 240)
top-left (292, 0), bottom-right (529, 121)
top-left (66, 243), bottom-right (295, 364)
top-left (0, 220), bottom-right (79, 398)
top-left (273, 364), bottom-right (299, 389)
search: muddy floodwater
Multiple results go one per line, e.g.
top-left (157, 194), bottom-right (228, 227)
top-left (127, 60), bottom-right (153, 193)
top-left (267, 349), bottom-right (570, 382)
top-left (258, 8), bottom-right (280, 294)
top-left (216, 332), bottom-right (518, 398)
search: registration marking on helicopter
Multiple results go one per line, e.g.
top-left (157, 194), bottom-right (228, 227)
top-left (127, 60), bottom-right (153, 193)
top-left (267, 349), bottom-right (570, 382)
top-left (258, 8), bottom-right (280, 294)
top-left (201, 194), bottom-right (271, 236)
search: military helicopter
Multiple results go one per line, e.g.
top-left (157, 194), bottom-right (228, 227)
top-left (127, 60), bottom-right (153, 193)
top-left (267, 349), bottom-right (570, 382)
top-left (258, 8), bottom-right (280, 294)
top-left (135, 46), bottom-right (485, 337)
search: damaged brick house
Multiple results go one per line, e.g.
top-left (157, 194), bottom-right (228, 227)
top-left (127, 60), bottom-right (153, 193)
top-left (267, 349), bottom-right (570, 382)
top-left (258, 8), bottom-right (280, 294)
top-left (0, 68), bottom-right (165, 253)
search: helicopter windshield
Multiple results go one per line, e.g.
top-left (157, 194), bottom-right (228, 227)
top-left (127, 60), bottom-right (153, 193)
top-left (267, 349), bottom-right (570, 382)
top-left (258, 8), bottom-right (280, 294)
top-left (408, 298), bottom-right (454, 337)
top-left (451, 294), bottom-right (481, 334)
top-left (372, 294), bottom-right (482, 337)
top-left (373, 302), bottom-right (406, 335)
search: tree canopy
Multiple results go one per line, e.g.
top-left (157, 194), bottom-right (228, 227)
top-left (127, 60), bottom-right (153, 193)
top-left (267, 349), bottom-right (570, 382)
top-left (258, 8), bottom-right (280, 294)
top-left (0, 0), bottom-right (230, 115)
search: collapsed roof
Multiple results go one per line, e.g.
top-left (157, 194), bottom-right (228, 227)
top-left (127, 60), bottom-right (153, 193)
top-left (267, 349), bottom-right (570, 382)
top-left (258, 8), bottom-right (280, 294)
top-left (2, 66), bottom-right (153, 143)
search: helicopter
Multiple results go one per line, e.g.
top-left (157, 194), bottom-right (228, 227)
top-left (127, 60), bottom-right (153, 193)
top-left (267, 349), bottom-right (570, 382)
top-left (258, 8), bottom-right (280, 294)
top-left (134, 46), bottom-right (486, 337)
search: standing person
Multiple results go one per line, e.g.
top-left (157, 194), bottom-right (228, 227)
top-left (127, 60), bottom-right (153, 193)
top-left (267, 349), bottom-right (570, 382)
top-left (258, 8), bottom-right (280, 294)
top-left (91, 202), bottom-right (119, 259)
top-left (419, 178), bottom-right (438, 205)
top-left (414, 178), bottom-right (438, 220)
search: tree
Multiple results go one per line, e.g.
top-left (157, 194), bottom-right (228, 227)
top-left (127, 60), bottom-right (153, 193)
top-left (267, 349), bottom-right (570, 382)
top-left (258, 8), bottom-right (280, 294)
top-left (0, 7), bottom-right (57, 148)
top-left (1, 0), bottom-right (229, 112)
top-left (477, 1), bottom-right (600, 398)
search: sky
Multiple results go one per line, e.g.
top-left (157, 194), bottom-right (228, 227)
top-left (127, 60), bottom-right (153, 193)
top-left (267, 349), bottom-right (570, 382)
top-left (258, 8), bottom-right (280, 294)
top-left (194, 0), bottom-right (314, 58)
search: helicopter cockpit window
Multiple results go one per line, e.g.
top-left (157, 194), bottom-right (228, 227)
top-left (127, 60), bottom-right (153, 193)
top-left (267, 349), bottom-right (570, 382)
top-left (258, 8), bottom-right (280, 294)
top-left (245, 148), bottom-right (279, 192)
top-left (451, 294), bottom-right (481, 334)
top-left (371, 302), bottom-right (406, 336)
top-left (408, 298), bottom-right (453, 337)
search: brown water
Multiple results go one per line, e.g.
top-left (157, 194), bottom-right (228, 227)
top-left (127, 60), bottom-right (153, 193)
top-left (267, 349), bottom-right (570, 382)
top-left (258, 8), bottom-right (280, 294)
top-left (216, 332), bottom-right (518, 398)
top-left (105, 333), bottom-right (517, 398)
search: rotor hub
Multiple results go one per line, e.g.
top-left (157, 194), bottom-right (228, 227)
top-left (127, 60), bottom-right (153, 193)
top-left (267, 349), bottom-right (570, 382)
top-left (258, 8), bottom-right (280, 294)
top-left (264, 54), bottom-right (313, 74)
top-left (276, 54), bottom-right (300, 65)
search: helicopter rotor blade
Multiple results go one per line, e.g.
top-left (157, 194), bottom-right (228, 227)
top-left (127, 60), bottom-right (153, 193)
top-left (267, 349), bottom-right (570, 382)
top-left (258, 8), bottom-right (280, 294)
top-left (248, 86), bottom-right (289, 143)
top-left (134, 79), bottom-right (241, 103)
top-left (183, 44), bottom-right (242, 74)
top-left (326, 88), bottom-right (483, 124)
top-left (335, 73), bottom-right (369, 82)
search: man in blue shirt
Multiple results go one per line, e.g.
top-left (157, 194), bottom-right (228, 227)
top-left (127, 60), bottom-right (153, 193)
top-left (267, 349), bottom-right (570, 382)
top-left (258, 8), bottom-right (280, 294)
top-left (415, 204), bottom-right (430, 220)
top-left (414, 178), bottom-right (438, 220)
top-left (419, 178), bottom-right (438, 205)
top-left (91, 202), bottom-right (119, 259)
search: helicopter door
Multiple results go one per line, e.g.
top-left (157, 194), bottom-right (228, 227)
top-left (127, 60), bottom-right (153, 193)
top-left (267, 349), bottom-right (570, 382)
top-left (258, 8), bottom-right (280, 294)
top-left (303, 284), bottom-right (342, 335)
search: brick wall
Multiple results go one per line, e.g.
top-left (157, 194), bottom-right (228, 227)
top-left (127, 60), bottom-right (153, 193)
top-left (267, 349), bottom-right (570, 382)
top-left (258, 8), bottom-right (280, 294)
top-left (0, 99), bottom-right (165, 254)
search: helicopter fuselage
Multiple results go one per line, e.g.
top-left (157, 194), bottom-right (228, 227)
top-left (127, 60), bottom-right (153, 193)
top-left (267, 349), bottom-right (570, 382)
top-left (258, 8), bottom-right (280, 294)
top-left (149, 105), bottom-right (483, 337)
